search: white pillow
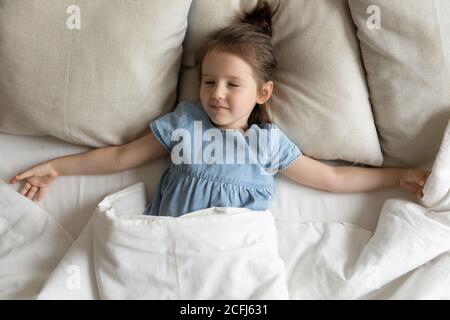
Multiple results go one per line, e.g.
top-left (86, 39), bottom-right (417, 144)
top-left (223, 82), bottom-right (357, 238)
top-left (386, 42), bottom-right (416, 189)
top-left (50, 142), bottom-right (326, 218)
top-left (348, 0), bottom-right (450, 167)
top-left (179, 0), bottom-right (383, 166)
top-left (0, 0), bottom-right (192, 147)
top-left (421, 118), bottom-right (450, 211)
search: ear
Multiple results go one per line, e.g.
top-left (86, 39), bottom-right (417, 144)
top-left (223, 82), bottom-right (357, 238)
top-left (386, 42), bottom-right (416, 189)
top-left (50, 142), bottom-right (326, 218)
top-left (256, 81), bottom-right (273, 105)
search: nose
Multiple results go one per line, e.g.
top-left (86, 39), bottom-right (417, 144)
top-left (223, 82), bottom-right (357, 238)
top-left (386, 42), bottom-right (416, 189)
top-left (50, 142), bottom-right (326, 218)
top-left (211, 83), bottom-right (226, 100)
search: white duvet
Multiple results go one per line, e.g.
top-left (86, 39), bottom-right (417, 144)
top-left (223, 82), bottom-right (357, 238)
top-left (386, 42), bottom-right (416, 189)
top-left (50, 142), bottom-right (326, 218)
top-left (0, 119), bottom-right (449, 300)
top-left (37, 192), bottom-right (289, 300)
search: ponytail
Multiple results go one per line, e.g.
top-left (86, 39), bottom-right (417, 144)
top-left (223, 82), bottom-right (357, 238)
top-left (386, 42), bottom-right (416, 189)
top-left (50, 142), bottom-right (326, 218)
top-left (239, 0), bottom-right (280, 37)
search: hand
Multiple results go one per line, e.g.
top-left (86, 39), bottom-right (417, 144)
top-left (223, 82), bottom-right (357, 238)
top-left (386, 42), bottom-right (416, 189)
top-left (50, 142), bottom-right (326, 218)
top-left (399, 168), bottom-right (431, 199)
top-left (9, 162), bottom-right (58, 202)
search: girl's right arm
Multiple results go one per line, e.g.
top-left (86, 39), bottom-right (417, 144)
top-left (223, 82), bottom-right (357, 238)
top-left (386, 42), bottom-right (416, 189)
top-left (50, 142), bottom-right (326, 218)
top-left (9, 132), bottom-right (169, 201)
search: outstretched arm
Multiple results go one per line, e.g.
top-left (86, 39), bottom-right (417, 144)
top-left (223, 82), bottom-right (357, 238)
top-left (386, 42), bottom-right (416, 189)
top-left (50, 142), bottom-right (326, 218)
top-left (51, 132), bottom-right (168, 175)
top-left (114, 132), bottom-right (169, 172)
top-left (280, 155), bottom-right (430, 198)
top-left (9, 132), bottom-right (168, 201)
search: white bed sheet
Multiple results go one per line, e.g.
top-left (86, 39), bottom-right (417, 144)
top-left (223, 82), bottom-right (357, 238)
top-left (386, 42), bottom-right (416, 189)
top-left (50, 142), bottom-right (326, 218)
top-left (0, 132), bottom-right (424, 239)
top-left (2, 132), bottom-right (447, 300)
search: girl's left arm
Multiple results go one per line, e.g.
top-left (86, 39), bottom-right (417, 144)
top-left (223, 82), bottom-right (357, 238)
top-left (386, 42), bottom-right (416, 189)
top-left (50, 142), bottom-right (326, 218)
top-left (280, 155), bottom-right (430, 198)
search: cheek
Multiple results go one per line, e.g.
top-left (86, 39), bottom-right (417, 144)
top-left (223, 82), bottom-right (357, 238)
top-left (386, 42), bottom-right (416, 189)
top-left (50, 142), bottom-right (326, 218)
top-left (200, 84), bottom-right (209, 96)
top-left (237, 91), bottom-right (256, 103)
top-left (199, 86), bottom-right (206, 100)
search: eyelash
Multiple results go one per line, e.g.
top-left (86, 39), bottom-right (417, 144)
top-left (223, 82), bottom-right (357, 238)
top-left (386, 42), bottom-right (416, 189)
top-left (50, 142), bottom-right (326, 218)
top-left (204, 81), bottom-right (239, 87)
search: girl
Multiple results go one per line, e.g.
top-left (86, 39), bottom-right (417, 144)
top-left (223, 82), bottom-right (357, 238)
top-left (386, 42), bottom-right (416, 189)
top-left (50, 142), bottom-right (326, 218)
top-left (9, 1), bottom-right (429, 216)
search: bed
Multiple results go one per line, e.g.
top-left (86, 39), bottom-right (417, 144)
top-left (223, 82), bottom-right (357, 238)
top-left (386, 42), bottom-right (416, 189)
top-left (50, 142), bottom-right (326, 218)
top-left (2, 128), bottom-right (449, 299)
top-left (1, 0), bottom-right (450, 299)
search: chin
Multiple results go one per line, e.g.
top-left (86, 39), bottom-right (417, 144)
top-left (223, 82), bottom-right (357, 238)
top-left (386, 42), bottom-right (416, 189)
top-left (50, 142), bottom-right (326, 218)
top-left (209, 117), bottom-right (226, 125)
top-left (209, 114), bottom-right (229, 126)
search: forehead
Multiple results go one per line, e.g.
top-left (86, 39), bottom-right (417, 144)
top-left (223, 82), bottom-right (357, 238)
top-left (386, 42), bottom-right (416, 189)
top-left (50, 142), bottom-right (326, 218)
top-left (202, 50), bottom-right (254, 80)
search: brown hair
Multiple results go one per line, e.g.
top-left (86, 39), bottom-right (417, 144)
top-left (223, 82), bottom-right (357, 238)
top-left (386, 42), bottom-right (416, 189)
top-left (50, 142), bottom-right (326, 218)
top-left (196, 0), bottom-right (280, 126)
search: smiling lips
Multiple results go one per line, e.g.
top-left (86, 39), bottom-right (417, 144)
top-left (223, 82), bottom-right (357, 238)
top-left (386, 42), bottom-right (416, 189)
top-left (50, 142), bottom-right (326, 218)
top-left (209, 104), bottom-right (228, 111)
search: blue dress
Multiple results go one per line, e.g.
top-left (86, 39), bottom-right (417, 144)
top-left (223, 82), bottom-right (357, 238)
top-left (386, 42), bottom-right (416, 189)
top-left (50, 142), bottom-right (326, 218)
top-left (144, 101), bottom-right (302, 216)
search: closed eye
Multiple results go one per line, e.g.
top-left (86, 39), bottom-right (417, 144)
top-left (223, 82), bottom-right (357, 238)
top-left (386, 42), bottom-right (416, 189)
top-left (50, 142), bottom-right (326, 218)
top-left (203, 81), bottom-right (240, 88)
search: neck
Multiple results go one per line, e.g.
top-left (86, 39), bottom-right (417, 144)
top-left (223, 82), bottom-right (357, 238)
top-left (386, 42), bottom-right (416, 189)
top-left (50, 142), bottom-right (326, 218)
top-left (211, 119), bottom-right (250, 132)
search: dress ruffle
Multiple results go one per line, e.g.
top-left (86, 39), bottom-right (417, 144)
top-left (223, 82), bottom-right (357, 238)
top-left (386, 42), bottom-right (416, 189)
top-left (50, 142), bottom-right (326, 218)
top-left (145, 164), bottom-right (274, 216)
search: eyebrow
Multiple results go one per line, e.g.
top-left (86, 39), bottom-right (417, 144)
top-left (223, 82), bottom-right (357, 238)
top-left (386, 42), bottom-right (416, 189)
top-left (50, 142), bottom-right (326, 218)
top-left (202, 74), bottom-right (244, 81)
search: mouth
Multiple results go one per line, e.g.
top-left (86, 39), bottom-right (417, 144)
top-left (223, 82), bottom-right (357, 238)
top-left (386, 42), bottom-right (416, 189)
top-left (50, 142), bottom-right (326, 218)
top-left (209, 104), bottom-right (228, 111)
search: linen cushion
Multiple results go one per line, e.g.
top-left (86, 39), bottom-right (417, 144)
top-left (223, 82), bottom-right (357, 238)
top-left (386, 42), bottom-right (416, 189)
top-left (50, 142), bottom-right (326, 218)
top-left (348, 0), bottom-right (450, 166)
top-left (0, 0), bottom-right (192, 147)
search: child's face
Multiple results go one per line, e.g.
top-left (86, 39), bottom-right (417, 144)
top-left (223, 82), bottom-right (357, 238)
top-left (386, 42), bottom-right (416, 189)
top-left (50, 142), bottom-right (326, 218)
top-left (200, 49), bottom-right (272, 130)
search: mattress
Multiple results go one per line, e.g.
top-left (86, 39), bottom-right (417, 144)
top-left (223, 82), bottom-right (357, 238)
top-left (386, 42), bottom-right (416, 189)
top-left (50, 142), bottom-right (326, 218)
top-left (2, 132), bottom-right (449, 300)
top-left (0, 132), bottom-right (420, 239)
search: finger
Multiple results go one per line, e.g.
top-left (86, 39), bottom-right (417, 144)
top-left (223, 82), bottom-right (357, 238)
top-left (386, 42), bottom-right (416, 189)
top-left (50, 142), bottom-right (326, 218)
top-left (20, 182), bottom-right (32, 195)
top-left (36, 188), bottom-right (48, 202)
top-left (416, 189), bottom-right (424, 199)
top-left (413, 174), bottom-right (425, 186)
top-left (415, 184), bottom-right (424, 197)
top-left (27, 178), bottom-right (47, 188)
top-left (417, 170), bottom-right (431, 184)
top-left (26, 186), bottom-right (38, 200)
top-left (422, 171), bottom-right (431, 183)
top-left (14, 170), bottom-right (34, 182)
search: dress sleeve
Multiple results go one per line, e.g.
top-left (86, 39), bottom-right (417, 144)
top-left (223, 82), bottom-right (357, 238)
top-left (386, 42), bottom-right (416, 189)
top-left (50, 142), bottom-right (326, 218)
top-left (262, 124), bottom-right (302, 175)
top-left (149, 102), bottom-right (192, 152)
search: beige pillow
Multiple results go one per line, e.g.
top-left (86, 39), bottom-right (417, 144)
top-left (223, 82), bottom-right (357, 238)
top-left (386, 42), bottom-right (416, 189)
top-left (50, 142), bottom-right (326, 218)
top-left (0, 0), bottom-right (192, 147)
top-left (348, 0), bottom-right (450, 167)
top-left (179, 0), bottom-right (383, 166)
